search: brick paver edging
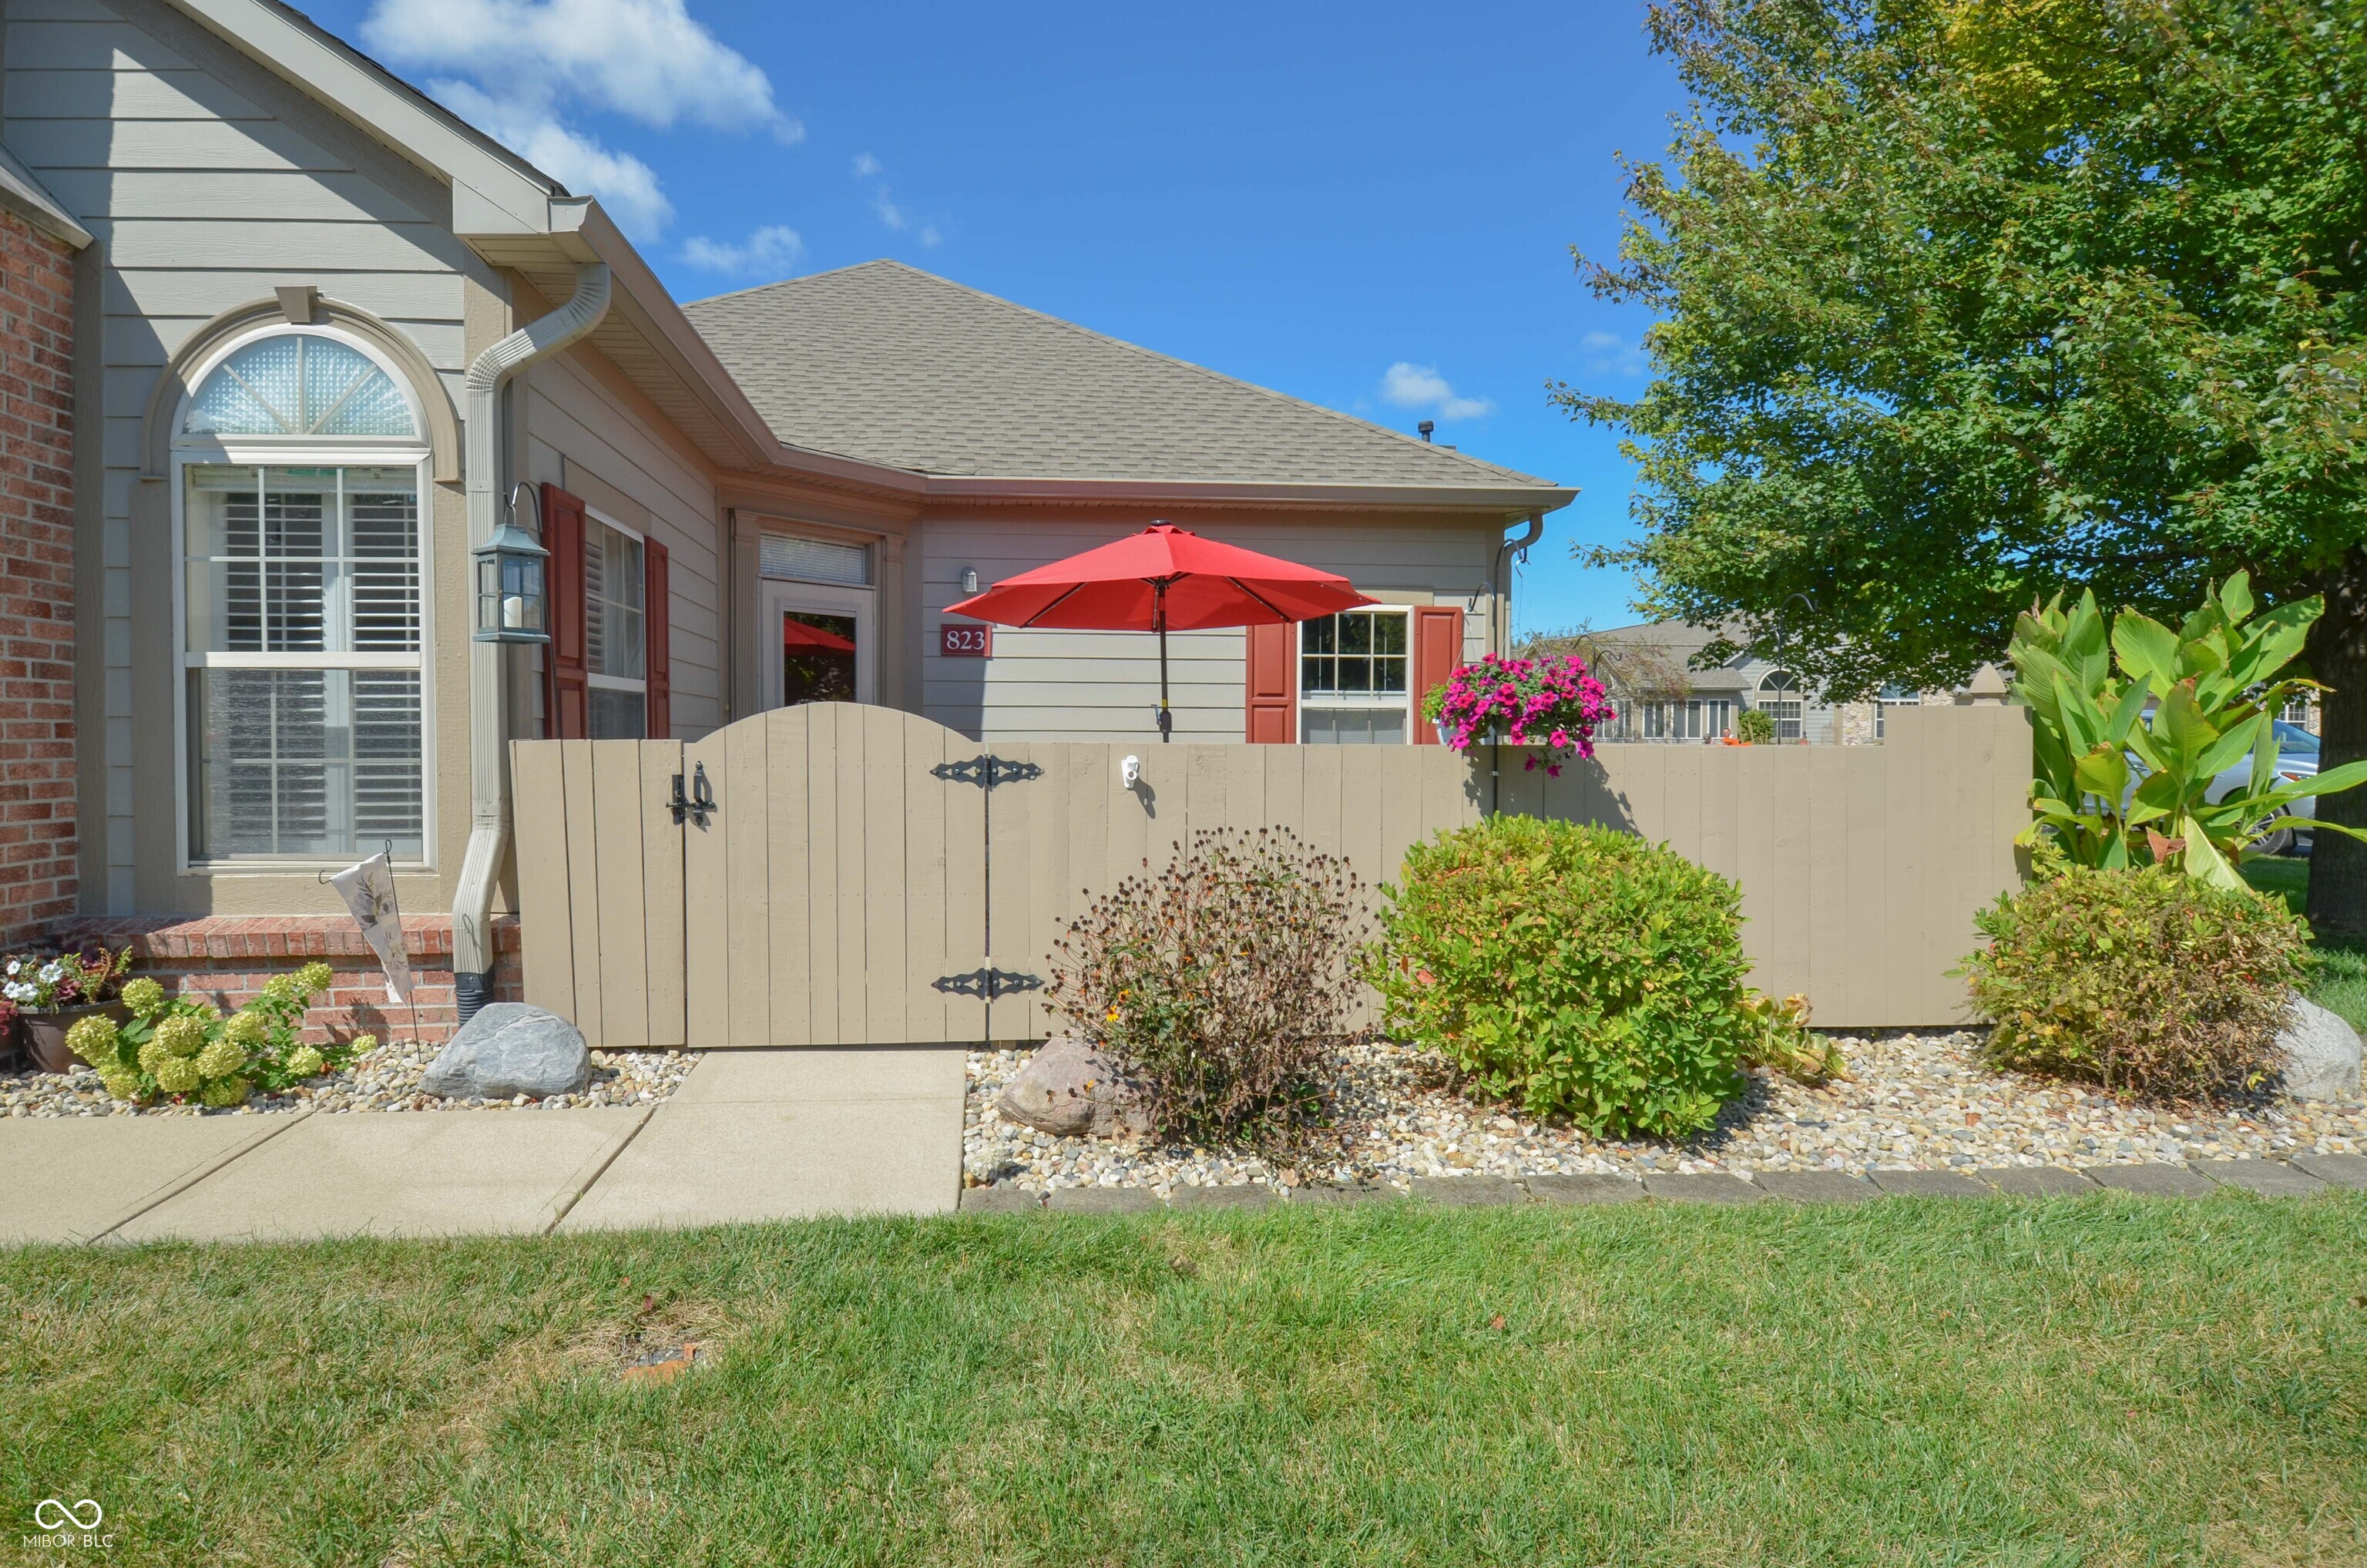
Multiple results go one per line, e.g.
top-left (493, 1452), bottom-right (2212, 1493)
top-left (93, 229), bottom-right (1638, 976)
top-left (960, 1152), bottom-right (2367, 1213)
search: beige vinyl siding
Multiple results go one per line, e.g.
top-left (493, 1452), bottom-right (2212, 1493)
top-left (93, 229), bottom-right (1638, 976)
top-left (521, 353), bottom-right (727, 739)
top-left (5, 0), bottom-right (482, 912)
top-left (918, 515), bottom-right (1499, 744)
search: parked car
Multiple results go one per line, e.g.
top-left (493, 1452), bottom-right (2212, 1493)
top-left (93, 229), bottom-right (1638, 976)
top-left (2205, 720), bottom-right (2319, 857)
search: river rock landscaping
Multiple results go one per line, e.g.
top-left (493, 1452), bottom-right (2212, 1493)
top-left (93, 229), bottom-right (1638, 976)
top-left (2, 1039), bottom-right (700, 1118)
top-left (962, 1028), bottom-right (2367, 1195)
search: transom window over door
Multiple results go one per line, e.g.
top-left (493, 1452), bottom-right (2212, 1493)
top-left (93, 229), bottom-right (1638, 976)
top-left (176, 327), bottom-right (430, 864)
top-left (1300, 607), bottom-right (1409, 744)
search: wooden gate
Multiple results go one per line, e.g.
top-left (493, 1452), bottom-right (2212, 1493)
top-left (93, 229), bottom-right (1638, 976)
top-left (515, 702), bottom-right (2029, 1046)
top-left (514, 704), bottom-right (993, 1048)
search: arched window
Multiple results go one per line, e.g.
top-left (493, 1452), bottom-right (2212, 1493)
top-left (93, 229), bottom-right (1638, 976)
top-left (1757, 669), bottom-right (1803, 742)
top-left (173, 328), bottom-right (431, 865)
top-left (183, 332), bottom-right (419, 438)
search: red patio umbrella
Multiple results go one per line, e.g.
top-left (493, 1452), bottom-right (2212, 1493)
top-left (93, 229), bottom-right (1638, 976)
top-left (945, 522), bottom-right (1374, 740)
top-left (782, 616), bottom-right (858, 653)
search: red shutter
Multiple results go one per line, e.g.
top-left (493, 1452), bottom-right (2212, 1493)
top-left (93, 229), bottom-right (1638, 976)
top-left (1412, 606), bottom-right (1464, 745)
top-left (1244, 622), bottom-right (1296, 744)
top-left (542, 482), bottom-right (588, 740)
top-left (643, 536), bottom-right (670, 740)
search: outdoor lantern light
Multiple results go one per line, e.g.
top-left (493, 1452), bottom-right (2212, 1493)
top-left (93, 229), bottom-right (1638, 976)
top-left (961, 566), bottom-right (980, 596)
top-left (473, 482), bottom-right (550, 644)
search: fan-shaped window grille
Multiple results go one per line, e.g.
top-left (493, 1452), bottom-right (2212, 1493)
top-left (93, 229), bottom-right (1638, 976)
top-left (183, 334), bottom-right (419, 439)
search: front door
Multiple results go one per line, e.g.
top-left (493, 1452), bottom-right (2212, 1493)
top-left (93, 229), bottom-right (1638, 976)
top-left (760, 579), bottom-right (876, 710)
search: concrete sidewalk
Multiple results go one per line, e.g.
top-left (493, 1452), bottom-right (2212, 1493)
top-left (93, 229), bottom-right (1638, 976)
top-left (0, 1113), bottom-right (305, 1245)
top-left (114, 1106), bottom-right (650, 1244)
top-left (0, 1047), bottom-right (965, 1246)
top-left (559, 1046), bottom-right (964, 1231)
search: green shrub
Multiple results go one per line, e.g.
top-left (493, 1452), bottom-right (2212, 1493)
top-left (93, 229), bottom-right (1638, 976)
top-left (1734, 709), bottom-right (1776, 744)
top-left (1368, 816), bottom-right (1754, 1138)
top-left (1963, 863), bottom-right (2310, 1101)
top-left (1047, 827), bottom-right (1369, 1149)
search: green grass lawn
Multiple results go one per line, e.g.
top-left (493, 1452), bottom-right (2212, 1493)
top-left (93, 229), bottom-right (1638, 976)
top-left (6, 1197), bottom-right (2365, 1566)
top-left (2238, 855), bottom-right (2367, 1029)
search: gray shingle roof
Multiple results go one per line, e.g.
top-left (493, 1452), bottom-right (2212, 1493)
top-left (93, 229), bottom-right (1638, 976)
top-left (683, 261), bottom-right (1553, 489)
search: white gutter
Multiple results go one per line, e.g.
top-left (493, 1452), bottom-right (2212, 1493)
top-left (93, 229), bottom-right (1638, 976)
top-left (452, 264), bottom-right (613, 1019)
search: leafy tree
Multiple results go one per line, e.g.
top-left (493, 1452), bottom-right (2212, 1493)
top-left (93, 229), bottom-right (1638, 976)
top-left (1564, 0), bottom-right (2367, 927)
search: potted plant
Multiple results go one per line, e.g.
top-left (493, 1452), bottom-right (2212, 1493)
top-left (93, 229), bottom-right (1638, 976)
top-left (1420, 652), bottom-right (1613, 777)
top-left (5, 946), bottom-right (134, 1074)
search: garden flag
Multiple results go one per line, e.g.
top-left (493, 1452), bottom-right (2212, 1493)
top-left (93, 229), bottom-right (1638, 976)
top-left (328, 851), bottom-right (414, 1005)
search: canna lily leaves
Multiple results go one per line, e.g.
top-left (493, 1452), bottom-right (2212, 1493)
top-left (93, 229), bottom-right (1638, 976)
top-left (2010, 573), bottom-right (2363, 881)
top-left (2178, 812), bottom-right (2244, 892)
top-left (2251, 758), bottom-right (2367, 809)
top-left (2073, 745), bottom-right (2130, 805)
top-left (2154, 682), bottom-right (2218, 777)
top-left (2111, 612), bottom-right (2181, 690)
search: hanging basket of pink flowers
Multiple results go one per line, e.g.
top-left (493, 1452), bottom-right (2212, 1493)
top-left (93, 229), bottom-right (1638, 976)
top-left (1421, 653), bottom-right (1613, 776)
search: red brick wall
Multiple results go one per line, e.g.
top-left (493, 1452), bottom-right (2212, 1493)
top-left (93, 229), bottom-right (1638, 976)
top-left (55, 915), bottom-right (524, 1045)
top-left (0, 208), bottom-right (79, 948)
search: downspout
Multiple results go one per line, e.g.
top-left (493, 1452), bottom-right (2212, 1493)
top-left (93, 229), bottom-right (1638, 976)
top-left (452, 264), bottom-right (613, 1024)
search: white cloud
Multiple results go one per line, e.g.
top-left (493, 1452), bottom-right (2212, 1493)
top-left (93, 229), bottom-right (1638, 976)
top-left (429, 78), bottom-right (671, 237)
top-left (869, 187), bottom-right (941, 247)
top-left (680, 223), bottom-right (804, 277)
top-left (851, 151), bottom-right (881, 177)
top-left (1379, 361), bottom-right (1494, 421)
top-left (363, 0), bottom-right (801, 238)
top-left (364, 0), bottom-right (801, 139)
top-left (1580, 328), bottom-right (1650, 377)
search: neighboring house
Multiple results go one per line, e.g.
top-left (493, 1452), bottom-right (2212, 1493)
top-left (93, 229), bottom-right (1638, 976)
top-left (1577, 619), bottom-right (2000, 744)
top-left (0, 0), bottom-right (1569, 1029)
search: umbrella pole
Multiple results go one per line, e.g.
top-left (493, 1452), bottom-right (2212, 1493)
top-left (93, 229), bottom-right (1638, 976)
top-left (1155, 582), bottom-right (1173, 743)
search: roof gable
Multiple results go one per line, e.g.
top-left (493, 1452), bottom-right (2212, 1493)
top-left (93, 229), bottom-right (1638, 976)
top-left (685, 261), bottom-right (1553, 491)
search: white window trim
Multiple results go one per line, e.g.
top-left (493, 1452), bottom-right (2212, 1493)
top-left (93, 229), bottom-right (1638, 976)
top-left (582, 509), bottom-right (650, 744)
top-left (171, 386), bottom-right (436, 874)
top-left (1297, 605), bottom-right (1416, 744)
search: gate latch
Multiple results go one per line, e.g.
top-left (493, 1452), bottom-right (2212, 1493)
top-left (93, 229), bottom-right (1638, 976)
top-left (931, 754), bottom-right (1042, 789)
top-left (933, 968), bottom-right (1043, 999)
top-left (668, 760), bottom-right (715, 828)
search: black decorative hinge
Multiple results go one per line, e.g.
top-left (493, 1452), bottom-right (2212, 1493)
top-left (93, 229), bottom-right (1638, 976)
top-left (933, 968), bottom-right (1044, 999)
top-left (930, 754), bottom-right (1042, 789)
top-left (668, 760), bottom-right (716, 828)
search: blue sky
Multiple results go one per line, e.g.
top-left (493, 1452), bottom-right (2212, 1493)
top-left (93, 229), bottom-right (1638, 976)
top-left (313, 0), bottom-right (1689, 636)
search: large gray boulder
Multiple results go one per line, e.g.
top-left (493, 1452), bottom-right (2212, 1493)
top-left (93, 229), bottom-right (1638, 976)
top-left (422, 1003), bottom-right (593, 1100)
top-left (2278, 996), bottom-right (2363, 1103)
top-left (998, 1035), bottom-right (1147, 1140)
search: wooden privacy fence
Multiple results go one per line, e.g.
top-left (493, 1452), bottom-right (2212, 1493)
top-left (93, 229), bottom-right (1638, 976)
top-left (512, 701), bottom-right (2030, 1048)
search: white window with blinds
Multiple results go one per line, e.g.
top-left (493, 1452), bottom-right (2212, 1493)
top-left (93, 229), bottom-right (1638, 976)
top-left (173, 327), bottom-right (431, 866)
top-left (584, 513), bottom-right (647, 740)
